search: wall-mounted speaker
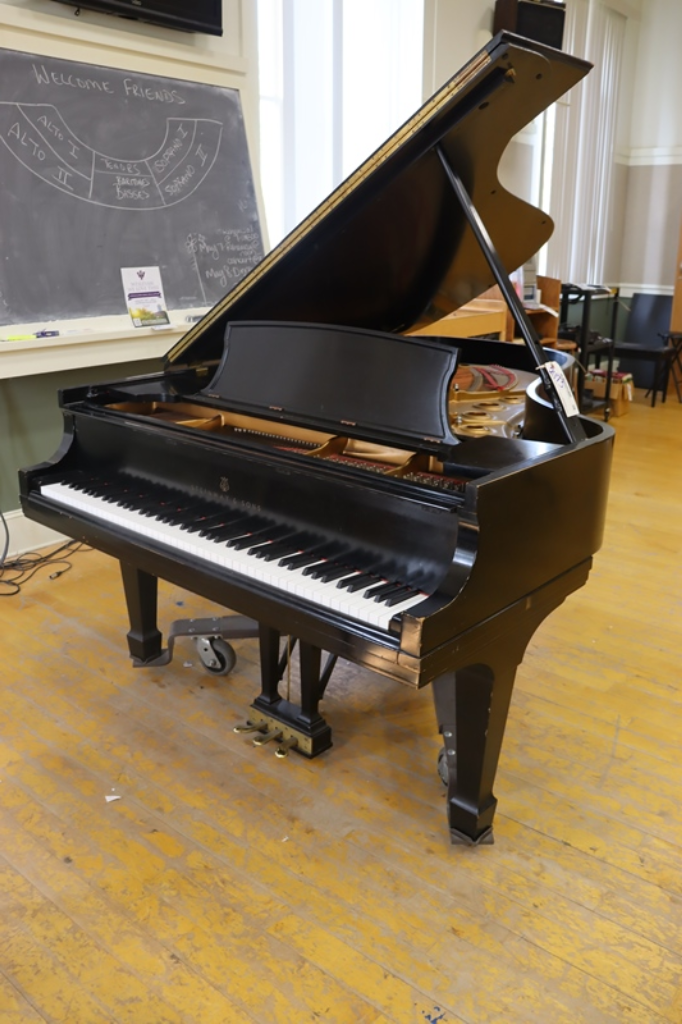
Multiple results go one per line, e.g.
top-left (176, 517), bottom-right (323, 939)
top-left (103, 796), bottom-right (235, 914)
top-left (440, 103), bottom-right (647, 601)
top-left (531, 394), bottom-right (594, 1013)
top-left (493, 0), bottom-right (566, 51)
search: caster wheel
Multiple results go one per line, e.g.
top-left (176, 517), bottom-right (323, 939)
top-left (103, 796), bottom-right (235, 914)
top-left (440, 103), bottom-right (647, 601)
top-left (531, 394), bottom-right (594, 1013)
top-left (195, 636), bottom-right (236, 676)
top-left (437, 746), bottom-right (454, 786)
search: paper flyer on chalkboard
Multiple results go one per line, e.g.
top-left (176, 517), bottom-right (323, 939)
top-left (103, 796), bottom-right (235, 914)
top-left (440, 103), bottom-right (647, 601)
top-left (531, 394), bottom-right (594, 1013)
top-left (121, 266), bottom-right (170, 327)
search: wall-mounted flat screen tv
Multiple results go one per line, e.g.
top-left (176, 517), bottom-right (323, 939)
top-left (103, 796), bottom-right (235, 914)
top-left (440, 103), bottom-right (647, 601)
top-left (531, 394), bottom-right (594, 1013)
top-left (51, 0), bottom-right (223, 36)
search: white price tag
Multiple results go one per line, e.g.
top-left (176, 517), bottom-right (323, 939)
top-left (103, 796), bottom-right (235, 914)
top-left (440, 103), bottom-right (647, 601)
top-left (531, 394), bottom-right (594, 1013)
top-left (542, 360), bottom-right (580, 418)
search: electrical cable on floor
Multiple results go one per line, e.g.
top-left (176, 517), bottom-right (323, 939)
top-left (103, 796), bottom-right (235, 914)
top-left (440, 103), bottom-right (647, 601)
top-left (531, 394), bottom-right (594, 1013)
top-left (0, 508), bottom-right (91, 596)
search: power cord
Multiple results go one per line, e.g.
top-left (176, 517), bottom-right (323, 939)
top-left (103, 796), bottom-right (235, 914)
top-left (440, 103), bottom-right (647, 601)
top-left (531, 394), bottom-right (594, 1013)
top-left (0, 508), bottom-right (91, 596)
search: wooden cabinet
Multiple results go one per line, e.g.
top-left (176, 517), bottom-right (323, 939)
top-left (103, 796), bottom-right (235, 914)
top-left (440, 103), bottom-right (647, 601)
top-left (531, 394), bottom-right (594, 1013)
top-left (496, 274), bottom-right (562, 343)
top-left (408, 275), bottom-right (563, 344)
top-left (528, 274), bottom-right (562, 342)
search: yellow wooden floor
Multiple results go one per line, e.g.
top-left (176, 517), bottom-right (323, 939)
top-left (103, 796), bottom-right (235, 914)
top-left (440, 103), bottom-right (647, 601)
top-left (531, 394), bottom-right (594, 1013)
top-left (1, 391), bottom-right (681, 1023)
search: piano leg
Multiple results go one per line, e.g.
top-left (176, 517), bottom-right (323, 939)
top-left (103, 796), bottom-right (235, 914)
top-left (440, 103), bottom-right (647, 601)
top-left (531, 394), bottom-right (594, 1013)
top-left (431, 563), bottom-right (594, 846)
top-left (432, 660), bottom-right (517, 846)
top-left (120, 561), bottom-right (164, 664)
top-left (249, 627), bottom-right (333, 757)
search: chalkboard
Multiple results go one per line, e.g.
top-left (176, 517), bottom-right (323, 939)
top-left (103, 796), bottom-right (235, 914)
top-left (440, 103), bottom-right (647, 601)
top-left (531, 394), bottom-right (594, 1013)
top-left (0, 47), bottom-right (264, 326)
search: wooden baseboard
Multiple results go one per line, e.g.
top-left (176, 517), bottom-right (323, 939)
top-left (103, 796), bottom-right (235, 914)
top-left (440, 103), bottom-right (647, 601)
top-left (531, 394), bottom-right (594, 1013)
top-left (2, 508), bottom-right (66, 559)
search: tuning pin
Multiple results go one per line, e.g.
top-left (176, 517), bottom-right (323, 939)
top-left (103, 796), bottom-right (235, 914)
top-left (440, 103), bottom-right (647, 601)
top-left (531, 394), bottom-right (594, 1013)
top-left (275, 737), bottom-right (298, 759)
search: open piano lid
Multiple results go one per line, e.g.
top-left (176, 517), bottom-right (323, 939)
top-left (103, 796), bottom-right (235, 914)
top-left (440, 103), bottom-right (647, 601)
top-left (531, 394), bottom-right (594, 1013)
top-left (167, 32), bottom-right (590, 369)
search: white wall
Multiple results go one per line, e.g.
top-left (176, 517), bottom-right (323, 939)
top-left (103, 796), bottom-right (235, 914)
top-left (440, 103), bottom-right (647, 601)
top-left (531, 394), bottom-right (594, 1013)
top-left (422, 0), bottom-right (536, 206)
top-left (618, 0), bottom-right (682, 290)
top-left (628, 0), bottom-right (682, 155)
top-left (422, 0), bottom-right (494, 95)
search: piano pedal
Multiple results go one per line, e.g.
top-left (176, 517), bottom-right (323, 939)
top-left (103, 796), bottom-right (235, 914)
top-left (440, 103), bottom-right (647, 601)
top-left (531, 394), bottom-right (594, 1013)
top-left (274, 737), bottom-right (298, 758)
top-left (252, 728), bottom-right (283, 747)
top-left (238, 708), bottom-right (326, 757)
top-left (233, 719), bottom-right (268, 734)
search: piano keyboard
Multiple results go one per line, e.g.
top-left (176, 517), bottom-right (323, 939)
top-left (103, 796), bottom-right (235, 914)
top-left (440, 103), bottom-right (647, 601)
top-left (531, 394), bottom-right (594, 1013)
top-left (40, 477), bottom-right (429, 631)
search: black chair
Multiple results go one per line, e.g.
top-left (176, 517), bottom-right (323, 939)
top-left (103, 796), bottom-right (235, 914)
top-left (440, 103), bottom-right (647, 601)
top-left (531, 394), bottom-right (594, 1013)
top-left (613, 293), bottom-right (675, 407)
top-left (656, 330), bottom-right (682, 402)
top-left (559, 284), bottom-right (615, 419)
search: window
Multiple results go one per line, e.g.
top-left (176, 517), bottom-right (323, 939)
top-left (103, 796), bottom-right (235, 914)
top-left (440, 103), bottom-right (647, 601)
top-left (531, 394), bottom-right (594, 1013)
top-left (257, 0), bottom-right (424, 248)
top-left (541, 0), bottom-right (627, 284)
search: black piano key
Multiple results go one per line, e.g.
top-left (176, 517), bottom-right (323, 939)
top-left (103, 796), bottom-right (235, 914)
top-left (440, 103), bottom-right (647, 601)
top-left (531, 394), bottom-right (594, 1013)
top-left (338, 573), bottom-right (382, 593)
top-left (155, 502), bottom-right (211, 525)
top-left (230, 524), bottom-right (277, 550)
top-left (200, 515), bottom-right (262, 540)
top-left (249, 529), bottom-right (303, 557)
top-left (364, 580), bottom-right (405, 601)
top-left (100, 485), bottom-right (141, 502)
top-left (253, 538), bottom-right (303, 561)
top-left (119, 494), bottom-right (162, 512)
top-left (308, 563), bottom-right (355, 583)
top-left (170, 507), bottom-right (219, 527)
top-left (301, 560), bottom-right (326, 577)
top-left (229, 534), bottom-right (259, 550)
top-left (185, 508), bottom-right (244, 533)
top-left (322, 565), bottom-right (359, 583)
top-left (180, 507), bottom-right (228, 531)
top-left (279, 541), bottom-right (341, 570)
top-left (197, 520), bottom-right (241, 539)
top-left (81, 478), bottom-right (128, 496)
top-left (368, 584), bottom-right (414, 605)
top-left (150, 495), bottom-right (204, 517)
top-left (134, 493), bottom-right (174, 514)
top-left (279, 551), bottom-right (324, 570)
top-left (112, 482), bottom-right (164, 502)
top-left (382, 586), bottom-right (420, 607)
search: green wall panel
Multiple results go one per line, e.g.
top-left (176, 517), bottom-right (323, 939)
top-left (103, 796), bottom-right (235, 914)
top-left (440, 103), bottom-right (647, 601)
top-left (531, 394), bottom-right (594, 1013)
top-left (1, 358), bottom-right (162, 512)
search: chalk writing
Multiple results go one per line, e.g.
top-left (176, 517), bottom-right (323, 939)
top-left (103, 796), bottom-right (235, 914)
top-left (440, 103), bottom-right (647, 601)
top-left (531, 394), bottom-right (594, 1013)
top-left (54, 166), bottom-right (74, 190)
top-left (103, 158), bottom-right (143, 174)
top-left (32, 62), bottom-right (113, 93)
top-left (37, 113), bottom-right (63, 141)
top-left (8, 121), bottom-right (45, 160)
top-left (123, 78), bottom-right (186, 104)
top-left (30, 63), bottom-right (188, 103)
top-left (153, 135), bottom-right (185, 173)
top-left (186, 228), bottom-right (263, 297)
top-left (164, 163), bottom-right (195, 197)
top-left (0, 105), bottom-right (222, 210)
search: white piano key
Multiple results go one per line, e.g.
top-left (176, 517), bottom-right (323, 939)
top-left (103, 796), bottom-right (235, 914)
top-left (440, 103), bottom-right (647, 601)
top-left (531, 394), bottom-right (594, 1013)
top-left (40, 481), bottom-right (426, 630)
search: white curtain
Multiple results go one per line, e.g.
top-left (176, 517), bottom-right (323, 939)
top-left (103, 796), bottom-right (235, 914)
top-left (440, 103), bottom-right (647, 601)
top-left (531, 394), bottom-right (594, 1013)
top-left (257, 0), bottom-right (424, 248)
top-left (544, 0), bottom-right (627, 284)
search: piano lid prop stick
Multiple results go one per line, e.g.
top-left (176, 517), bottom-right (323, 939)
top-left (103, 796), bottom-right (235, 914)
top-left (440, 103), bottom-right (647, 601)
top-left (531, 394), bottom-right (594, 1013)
top-left (435, 146), bottom-right (587, 445)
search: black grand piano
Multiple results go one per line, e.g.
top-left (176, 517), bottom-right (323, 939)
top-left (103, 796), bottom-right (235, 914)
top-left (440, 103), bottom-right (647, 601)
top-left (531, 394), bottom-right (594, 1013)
top-left (20, 33), bottom-right (613, 846)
